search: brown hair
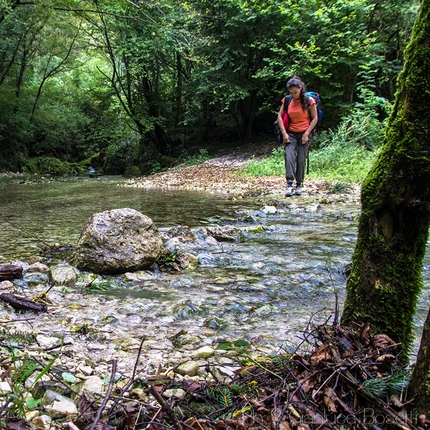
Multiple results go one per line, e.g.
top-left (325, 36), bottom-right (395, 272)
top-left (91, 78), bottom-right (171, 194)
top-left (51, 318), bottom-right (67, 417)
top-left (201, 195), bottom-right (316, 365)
top-left (286, 76), bottom-right (310, 111)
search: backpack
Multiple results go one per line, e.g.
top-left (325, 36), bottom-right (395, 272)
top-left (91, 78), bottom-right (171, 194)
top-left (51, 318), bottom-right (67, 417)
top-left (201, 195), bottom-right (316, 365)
top-left (274, 91), bottom-right (323, 145)
top-left (305, 91), bottom-right (323, 123)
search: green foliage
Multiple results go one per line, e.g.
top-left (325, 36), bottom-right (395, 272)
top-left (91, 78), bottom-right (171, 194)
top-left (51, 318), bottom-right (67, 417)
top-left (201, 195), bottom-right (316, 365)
top-left (104, 135), bottom-right (141, 174)
top-left (158, 250), bottom-right (180, 267)
top-left (84, 280), bottom-right (111, 293)
top-left (21, 156), bottom-right (76, 176)
top-left (361, 371), bottom-right (410, 399)
top-left (217, 339), bottom-right (250, 354)
top-left (180, 148), bottom-right (211, 166)
top-left (207, 386), bottom-right (234, 408)
top-left (307, 115), bottom-right (382, 182)
top-left (0, 0), bottom-right (420, 169)
top-left (13, 359), bottom-right (38, 385)
top-left (326, 180), bottom-right (354, 194)
top-left (241, 147), bottom-right (285, 177)
top-left (0, 329), bottom-right (37, 346)
top-left (123, 165), bottom-right (142, 178)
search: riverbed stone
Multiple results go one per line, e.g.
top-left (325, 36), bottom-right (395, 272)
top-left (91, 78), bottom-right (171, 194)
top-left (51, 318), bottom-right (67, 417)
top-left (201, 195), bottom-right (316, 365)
top-left (69, 208), bottom-right (163, 274)
top-left (50, 264), bottom-right (77, 286)
top-left (28, 262), bottom-right (49, 272)
top-left (0, 281), bottom-right (13, 292)
top-left (42, 390), bottom-right (78, 418)
top-left (262, 205), bottom-right (277, 214)
top-left (31, 414), bottom-right (52, 428)
top-left (193, 346), bottom-right (215, 359)
top-left (80, 375), bottom-right (104, 395)
top-left (163, 388), bottom-right (186, 399)
top-left (25, 271), bottom-right (50, 286)
top-left (0, 381), bottom-right (12, 394)
top-left (175, 361), bottom-right (199, 376)
top-left (206, 225), bottom-right (242, 242)
top-left (45, 398), bottom-right (78, 419)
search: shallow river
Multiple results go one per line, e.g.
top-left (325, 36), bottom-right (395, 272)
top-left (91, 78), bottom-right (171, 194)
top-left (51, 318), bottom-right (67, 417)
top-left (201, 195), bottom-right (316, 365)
top-left (0, 176), bottom-right (428, 364)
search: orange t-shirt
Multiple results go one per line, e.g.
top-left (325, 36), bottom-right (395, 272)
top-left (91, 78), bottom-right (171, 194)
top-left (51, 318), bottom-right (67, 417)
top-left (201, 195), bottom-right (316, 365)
top-left (282, 97), bottom-right (316, 133)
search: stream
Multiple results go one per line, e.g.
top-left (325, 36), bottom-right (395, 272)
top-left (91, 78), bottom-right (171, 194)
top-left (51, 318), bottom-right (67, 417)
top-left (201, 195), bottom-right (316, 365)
top-left (0, 176), bottom-right (429, 370)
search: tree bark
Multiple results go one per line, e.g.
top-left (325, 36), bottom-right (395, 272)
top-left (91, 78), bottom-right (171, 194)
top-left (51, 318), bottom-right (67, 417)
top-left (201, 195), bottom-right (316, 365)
top-left (409, 307), bottom-right (430, 415)
top-left (341, 0), bottom-right (430, 358)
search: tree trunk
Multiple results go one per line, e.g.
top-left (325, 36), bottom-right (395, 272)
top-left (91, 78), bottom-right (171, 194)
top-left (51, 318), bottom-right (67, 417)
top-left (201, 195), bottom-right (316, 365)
top-left (409, 307), bottom-right (430, 415)
top-left (341, 0), bottom-right (430, 357)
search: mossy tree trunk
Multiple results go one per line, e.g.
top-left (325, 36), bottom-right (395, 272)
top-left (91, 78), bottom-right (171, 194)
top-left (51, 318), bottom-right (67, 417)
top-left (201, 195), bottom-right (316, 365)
top-left (410, 309), bottom-right (430, 415)
top-left (342, 0), bottom-right (430, 359)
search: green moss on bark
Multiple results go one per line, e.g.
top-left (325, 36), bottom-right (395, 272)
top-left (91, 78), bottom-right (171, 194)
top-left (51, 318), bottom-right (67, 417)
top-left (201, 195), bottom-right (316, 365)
top-left (342, 0), bottom-right (430, 360)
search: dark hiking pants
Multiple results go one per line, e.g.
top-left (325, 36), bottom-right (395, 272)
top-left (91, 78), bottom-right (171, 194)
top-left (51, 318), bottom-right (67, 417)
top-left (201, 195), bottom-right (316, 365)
top-left (284, 131), bottom-right (311, 185)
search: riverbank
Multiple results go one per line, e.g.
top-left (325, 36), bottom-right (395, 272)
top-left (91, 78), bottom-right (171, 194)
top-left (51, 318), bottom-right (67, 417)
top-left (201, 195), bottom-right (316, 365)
top-left (124, 142), bottom-right (361, 202)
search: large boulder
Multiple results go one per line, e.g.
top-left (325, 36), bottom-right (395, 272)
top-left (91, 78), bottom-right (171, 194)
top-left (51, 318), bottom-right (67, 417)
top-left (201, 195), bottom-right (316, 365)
top-left (70, 208), bottom-right (163, 274)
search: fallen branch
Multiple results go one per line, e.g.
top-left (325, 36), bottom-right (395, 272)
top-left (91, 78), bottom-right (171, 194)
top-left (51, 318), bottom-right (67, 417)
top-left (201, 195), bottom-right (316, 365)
top-left (0, 293), bottom-right (47, 312)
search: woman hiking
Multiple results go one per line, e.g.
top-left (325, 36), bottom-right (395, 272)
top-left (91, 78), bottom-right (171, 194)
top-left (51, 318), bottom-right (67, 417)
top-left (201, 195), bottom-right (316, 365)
top-left (277, 76), bottom-right (318, 196)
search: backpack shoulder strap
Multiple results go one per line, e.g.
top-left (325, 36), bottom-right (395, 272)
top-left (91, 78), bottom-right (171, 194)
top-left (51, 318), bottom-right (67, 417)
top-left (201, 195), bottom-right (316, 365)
top-left (284, 95), bottom-right (293, 112)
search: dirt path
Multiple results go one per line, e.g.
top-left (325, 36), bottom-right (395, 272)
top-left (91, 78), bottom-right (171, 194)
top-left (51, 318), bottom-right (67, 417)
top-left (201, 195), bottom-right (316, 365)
top-left (125, 143), bottom-right (360, 201)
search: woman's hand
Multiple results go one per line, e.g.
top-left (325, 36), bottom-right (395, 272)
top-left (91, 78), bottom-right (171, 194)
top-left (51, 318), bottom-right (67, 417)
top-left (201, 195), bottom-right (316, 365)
top-left (302, 133), bottom-right (309, 144)
top-left (283, 132), bottom-right (289, 144)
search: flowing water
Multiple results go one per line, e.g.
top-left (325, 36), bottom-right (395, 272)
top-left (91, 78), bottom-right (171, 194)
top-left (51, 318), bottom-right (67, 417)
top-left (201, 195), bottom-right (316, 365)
top-left (0, 176), bottom-right (428, 364)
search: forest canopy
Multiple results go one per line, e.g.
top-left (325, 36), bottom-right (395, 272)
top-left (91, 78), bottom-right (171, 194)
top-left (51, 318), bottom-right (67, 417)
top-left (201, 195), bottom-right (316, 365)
top-left (0, 0), bottom-right (420, 175)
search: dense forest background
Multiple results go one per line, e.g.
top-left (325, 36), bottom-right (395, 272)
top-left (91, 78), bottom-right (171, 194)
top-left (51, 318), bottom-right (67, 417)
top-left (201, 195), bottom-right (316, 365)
top-left (0, 0), bottom-right (419, 176)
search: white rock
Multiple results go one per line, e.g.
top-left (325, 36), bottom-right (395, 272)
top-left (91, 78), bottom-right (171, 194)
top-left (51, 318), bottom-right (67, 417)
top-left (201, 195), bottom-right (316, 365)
top-left (81, 375), bottom-right (104, 395)
top-left (217, 365), bottom-right (241, 378)
top-left (143, 340), bottom-right (166, 350)
top-left (36, 335), bottom-right (60, 349)
top-left (76, 363), bottom-right (93, 376)
top-left (124, 271), bottom-right (153, 281)
top-left (307, 203), bottom-right (320, 213)
top-left (45, 398), bottom-right (78, 418)
top-left (175, 361), bottom-right (199, 376)
top-left (50, 264), bottom-right (77, 286)
top-left (193, 346), bottom-right (214, 359)
top-left (0, 381), bottom-right (12, 394)
top-left (163, 388), bottom-right (186, 399)
top-left (26, 410), bottom-right (39, 421)
top-left (31, 414), bottom-right (52, 428)
top-left (24, 373), bottom-right (50, 389)
top-left (42, 390), bottom-right (78, 418)
top-left (262, 205), bottom-right (277, 214)
top-left (0, 281), bottom-right (13, 292)
top-left (28, 262), bottom-right (49, 272)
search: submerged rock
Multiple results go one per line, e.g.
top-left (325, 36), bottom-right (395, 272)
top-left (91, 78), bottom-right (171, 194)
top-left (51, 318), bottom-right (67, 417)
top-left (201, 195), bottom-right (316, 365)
top-left (70, 208), bottom-right (163, 274)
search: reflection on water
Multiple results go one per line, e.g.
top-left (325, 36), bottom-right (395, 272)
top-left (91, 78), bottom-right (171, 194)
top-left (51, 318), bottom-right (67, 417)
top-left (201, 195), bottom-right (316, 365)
top-left (0, 176), bottom-right (246, 260)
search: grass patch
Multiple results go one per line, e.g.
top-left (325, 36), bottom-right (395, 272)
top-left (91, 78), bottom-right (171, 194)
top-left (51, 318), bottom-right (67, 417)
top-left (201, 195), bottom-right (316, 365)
top-left (240, 144), bottom-right (378, 183)
top-left (242, 112), bottom-right (383, 184)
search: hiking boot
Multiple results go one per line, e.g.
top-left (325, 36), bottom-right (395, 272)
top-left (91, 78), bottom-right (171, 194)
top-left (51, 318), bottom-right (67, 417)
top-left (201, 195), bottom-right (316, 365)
top-left (285, 186), bottom-right (294, 197)
top-left (295, 186), bottom-right (302, 196)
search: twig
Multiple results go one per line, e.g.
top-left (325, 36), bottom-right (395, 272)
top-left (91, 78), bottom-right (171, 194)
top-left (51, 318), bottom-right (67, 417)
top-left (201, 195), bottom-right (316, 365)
top-left (89, 359), bottom-right (117, 430)
top-left (107, 337), bottom-right (146, 418)
top-left (149, 384), bottom-right (183, 429)
top-left (43, 342), bottom-right (73, 351)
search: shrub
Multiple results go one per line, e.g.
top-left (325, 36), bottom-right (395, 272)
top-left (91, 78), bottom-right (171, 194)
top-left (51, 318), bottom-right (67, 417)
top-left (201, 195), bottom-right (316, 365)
top-left (21, 157), bottom-right (76, 176)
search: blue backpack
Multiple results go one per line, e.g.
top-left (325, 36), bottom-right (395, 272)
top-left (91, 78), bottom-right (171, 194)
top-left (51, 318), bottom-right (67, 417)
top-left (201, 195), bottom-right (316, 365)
top-left (285, 91), bottom-right (323, 123)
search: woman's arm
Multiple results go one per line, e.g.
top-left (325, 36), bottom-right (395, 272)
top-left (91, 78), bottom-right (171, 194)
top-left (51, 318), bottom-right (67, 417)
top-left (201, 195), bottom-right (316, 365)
top-left (302, 103), bottom-right (318, 144)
